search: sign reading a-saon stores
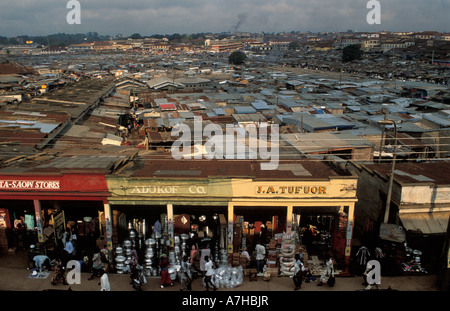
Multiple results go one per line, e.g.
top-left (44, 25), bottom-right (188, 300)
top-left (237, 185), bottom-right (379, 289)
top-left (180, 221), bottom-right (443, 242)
top-left (0, 180), bottom-right (61, 190)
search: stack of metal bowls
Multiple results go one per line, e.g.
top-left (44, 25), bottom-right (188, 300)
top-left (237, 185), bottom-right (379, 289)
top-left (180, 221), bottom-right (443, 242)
top-left (128, 229), bottom-right (137, 248)
top-left (115, 255), bottom-right (126, 274)
top-left (174, 235), bottom-right (182, 264)
top-left (219, 249), bottom-right (228, 266)
top-left (180, 234), bottom-right (189, 258)
top-left (169, 251), bottom-right (176, 265)
top-left (123, 239), bottom-right (132, 272)
top-left (144, 238), bottom-right (156, 276)
top-left (115, 246), bottom-right (125, 274)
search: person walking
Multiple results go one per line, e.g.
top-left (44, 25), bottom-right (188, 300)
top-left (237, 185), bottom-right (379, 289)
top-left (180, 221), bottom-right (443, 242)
top-left (255, 241), bottom-right (266, 276)
top-left (100, 270), bottom-right (111, 291)
top-left (88, 247), bottom-right (103, 281)
top-left (317, 254), bottom-right (335, 287)
top-left (203, 256), bottom-right (217, 291)
top-left (180, 255), bottom-right (192, 291)
top-left (291, 254), bottom-right (304, 290)
top-left (51, 258), bottom-right (69, 286)
top-left (63, 239), bottom-right (75, 266)
top-left (159, 254), bottom-right (173, 288)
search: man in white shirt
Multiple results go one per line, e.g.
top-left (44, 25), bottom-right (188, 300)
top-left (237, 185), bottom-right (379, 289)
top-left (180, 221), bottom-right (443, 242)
top-left (255, 242), bottom-right (266, 276)
top-left (203, 256), bottom-right (217, 291)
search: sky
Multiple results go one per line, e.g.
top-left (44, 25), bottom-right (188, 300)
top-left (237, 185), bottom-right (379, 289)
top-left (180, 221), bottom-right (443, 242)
top-left (1, 0), bottom-right (449, 37)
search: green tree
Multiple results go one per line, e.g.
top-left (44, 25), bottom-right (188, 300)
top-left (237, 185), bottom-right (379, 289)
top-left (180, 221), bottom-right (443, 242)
top-left (129, 33), bottom-right (142, 39)
top-left (342, 44), bottom-right (363, 63)
top-left (228, 51), bottom-right (246, 65)
top-left (288, 41), bottom-right (300, 51)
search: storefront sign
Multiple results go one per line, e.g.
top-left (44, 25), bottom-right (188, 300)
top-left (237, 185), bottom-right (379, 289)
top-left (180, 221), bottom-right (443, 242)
top-left (129, 185), bottom-right (207, 195)
top-left (52, 210), bottom-right (65, 245)
top-left (0, 180), bottom-right (60, 190)
top-left (256, 185), bottom-right (327, 195)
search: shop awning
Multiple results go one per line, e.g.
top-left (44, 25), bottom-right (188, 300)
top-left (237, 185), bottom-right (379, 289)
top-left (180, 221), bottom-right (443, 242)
top-left (399, 211), bottom-right (450, 235)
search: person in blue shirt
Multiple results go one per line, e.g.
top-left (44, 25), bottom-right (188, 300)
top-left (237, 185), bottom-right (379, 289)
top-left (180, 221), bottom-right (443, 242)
top-left (33, 255), bottom-right (51, 272)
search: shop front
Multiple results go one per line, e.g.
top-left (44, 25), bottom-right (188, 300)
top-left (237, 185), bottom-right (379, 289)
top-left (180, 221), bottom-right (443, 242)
top-left (106, 175), bottom-right (233, 276)
top-left (230, 178), bottom-right (358, 275)
top-left (0, 173), bottom-right (111, 258)
top-left (105, 170), bottom-right (358, 278)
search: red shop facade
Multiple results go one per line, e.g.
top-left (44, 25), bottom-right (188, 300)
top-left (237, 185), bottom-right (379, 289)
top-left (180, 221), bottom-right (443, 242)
top-left (0, 173), bottom-right (113, 256)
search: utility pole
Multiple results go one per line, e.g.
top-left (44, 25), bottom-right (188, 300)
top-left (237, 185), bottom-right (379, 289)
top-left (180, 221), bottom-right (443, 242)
top-left (377, 119), bottom-right (398, 224)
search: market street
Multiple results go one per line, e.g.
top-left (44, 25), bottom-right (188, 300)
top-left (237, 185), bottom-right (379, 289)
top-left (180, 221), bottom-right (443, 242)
top-left (0, 251), bottom-right (440, 292)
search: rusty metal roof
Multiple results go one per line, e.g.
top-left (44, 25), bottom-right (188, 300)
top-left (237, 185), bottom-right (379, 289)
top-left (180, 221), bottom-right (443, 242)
top-left (130, 159), bottom-right (345, 180)
top-left (365, 162), bottom-right (450, 185)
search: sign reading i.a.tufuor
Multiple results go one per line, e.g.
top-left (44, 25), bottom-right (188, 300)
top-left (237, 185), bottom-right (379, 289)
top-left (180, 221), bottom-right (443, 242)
top-left (256, 185), bottom-right (327, 195)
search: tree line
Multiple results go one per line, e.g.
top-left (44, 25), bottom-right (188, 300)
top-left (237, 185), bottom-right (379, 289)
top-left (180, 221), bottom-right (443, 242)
top-left (0, 32), bottom-right (211, 47)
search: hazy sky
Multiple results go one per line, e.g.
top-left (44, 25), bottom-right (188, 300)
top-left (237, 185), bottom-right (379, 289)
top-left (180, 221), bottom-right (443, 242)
top-left (1, 0), bottom-right (449, 37)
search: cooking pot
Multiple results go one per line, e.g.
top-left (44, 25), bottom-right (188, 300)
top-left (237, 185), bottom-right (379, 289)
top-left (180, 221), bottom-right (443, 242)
top-left (115, 246), bottom-right (123, 254)
top-left (123, 240), bottom-right (132, 248)
top-left (129, 230), bottom-right (136, 239)
top-left (115, 256), bottom-right (126, 263)
top-left (145, 238), bottom-right (157, 247)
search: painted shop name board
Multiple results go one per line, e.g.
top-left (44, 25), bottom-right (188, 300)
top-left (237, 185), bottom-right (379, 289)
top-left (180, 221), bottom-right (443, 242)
top-left (129, 185), bottom-right (207, 195)
top-left (0, 180), bottom-right (60, 190)
top-left (256, 185), bottom-right (327, 195)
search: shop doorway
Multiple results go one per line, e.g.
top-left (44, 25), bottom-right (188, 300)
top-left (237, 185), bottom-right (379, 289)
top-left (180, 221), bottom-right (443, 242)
top-left (293, 206), bottom-right (342, 262)
top-left (1, 200), bottom-right (37, 250)
top-left (233, 205), bottom-right (287, 260)
top-left (173, 205), bottom-right (228, 262)
top-left (112, 205), bottom-right (167, 243)
top-left (40, 200), bottom-right (104, 259)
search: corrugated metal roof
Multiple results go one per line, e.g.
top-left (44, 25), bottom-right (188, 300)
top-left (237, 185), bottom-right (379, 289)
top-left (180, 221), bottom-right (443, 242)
top-left (399, 211), bottom-right (450, 234)
top-left (234, 106), bottom-right (257, 114)
top-left (131, 159), bottom-right (345, 179)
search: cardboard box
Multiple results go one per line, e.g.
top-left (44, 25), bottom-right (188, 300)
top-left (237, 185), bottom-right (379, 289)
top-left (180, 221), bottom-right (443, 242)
top-left (265, 267), bottom-right (279, 277)
top-left (269, 240), bottom-right (277, 249)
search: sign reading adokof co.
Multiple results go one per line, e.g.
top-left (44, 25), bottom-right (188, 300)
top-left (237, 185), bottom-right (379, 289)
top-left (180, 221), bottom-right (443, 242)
top-left (129, 185), bottom-right (207, 195)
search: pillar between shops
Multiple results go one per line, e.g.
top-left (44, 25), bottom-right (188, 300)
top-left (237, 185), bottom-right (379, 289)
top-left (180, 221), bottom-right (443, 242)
top-left (167, 203), bottom-right (174, 242)
top-left (342, 203), bottom-right (355, 276)
top-left (227, 202), bottom-right (234, 254)
top-left (286, 205), bottom-right (293, 233)
top-left (103, 201), bottom-right (113, 253)
top-left (33, 200), bottom-right (44, 244)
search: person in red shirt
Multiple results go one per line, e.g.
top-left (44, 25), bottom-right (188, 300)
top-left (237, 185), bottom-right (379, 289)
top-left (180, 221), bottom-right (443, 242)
top-left (159, 254), bottom-right (173, 288)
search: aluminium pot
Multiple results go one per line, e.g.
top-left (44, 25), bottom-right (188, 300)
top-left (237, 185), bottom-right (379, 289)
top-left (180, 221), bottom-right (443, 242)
top-left (115, 255), bottom-right (126, 263)
top-left (123, 240), bottom-right (132, 248)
